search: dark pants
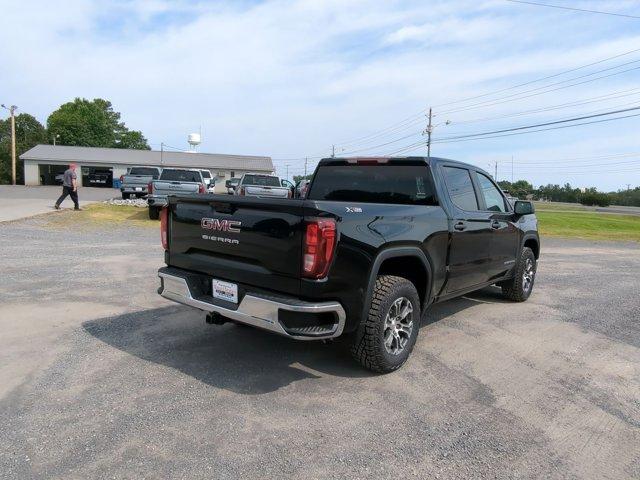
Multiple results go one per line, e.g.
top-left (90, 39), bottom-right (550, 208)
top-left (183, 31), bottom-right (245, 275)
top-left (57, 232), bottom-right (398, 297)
top-left (56, 186), bottom-right (79, 209)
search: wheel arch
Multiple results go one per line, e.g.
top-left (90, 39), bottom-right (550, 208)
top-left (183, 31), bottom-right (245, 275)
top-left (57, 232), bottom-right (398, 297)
top-left (361, 247), bottom-right (433, 324)
top-left (522, 235), bottom-right (540, 259)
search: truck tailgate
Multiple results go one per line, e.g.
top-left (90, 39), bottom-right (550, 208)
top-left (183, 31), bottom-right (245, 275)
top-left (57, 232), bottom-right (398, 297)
top-left (168, 196), bottom-right (304, 296)
top-left (154, 181), bottom-right (201, 195)
top-left (244, 185), bottom-right (290, 198)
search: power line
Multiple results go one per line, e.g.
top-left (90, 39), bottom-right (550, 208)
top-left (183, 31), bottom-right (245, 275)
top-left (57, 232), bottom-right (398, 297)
top-left (433, 47), bottom-right (640, 109)
top-left (283, 47), bottom-right (640, 160)
top-left (439, 62), bottom-right (640, 116)
top-left (450, 88), bottom-right (640, 125)
top-left (500, 152), bottom-right (640, 165)
top-left (504, 0), bottom-right (640, 20)
top-left (445, 100), bottom-right (640, 138)
top-left (433, 111), bottom-right (640, 144)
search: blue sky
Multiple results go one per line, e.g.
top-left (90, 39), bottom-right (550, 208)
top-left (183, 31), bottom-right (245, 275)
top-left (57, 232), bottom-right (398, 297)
top-left (1, 0), bottom-right (639, 190)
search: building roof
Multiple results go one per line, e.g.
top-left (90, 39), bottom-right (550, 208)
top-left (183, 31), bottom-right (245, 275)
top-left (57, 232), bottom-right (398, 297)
top-left (20, 145), bottom-right (273, 172)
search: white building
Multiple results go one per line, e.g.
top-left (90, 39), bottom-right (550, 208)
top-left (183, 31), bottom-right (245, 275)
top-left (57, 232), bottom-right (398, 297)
top-left (20, 145), bottom-right (273, 194)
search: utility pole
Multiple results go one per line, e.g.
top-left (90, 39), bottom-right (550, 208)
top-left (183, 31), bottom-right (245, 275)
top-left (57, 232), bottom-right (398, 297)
top-left (495, 161), bottom-right (498, 181)
top-left (331, 145), bottom-right (335, 158)
top-left (426, 107), bottom-right (433, 157)
top-left (304, 157), bottom-right (308, 176)
top-left (285, 164), bottom-right (290, 181)
top-left (511, 155), bottom-right (514, 183)
top-left (2, 104), bottom-right (18, 185)
top-left (160, 142), bottom-right (164, 166)
top-left (627, 184), bottom-right (631, 191)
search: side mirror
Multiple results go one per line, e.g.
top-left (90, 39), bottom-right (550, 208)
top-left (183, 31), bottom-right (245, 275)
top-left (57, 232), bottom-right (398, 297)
top-left (281, 179), bottom-right (294, 188)
top-left (225, 180), bottom-right (232, 188)
top-left (514, 200), bottom-right (535, 215)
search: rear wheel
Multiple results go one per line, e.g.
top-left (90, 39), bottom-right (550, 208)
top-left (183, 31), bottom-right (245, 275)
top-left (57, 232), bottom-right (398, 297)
top-left (148, 206), bottom-right (160, 220)
top-left (122, 192), bottom-right (130, 200)
top-left (350, 275), bottom-right (420, 373)
top-left (501, 247), bottom-right (536, 302)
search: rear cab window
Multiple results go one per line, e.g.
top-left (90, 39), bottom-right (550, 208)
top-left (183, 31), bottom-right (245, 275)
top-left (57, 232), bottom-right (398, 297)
top-left (129, 167), bottom-right (160, 178)
top-left (242, 175), bottom-right (280, 187)
top-left (307, 161), bottom-right (438, 205)
top-left (160, 169), bottom-right (202, 182)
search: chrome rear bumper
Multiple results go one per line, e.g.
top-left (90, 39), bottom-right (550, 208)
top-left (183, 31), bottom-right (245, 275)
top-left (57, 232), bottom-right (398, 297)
top-left (158, 269), bottom-right (346, 340)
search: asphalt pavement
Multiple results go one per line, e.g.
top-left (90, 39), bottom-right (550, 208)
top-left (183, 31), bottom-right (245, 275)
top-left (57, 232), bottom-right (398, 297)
top-left (0, 185), bottom-right (117, 222)
top-left (0, 214), bottom-right (638, 479)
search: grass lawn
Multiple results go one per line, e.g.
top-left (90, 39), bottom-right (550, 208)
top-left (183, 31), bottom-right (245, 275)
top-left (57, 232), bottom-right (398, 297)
top-left (533, 202), bottom-right (589, 212)
top-left (43, 203), bottom-right (640, 242)
top-left (537, 211), bottom-right (640, 242)
top-left (45, 203), bottom-right (156, 229)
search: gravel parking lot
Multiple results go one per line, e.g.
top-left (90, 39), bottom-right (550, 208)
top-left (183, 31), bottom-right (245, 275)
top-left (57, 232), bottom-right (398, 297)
top-left (1, 213), bottom-right (638, 479)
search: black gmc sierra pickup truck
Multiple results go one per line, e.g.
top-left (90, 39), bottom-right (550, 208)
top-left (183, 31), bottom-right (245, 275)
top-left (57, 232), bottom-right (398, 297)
top-left (157, 157), bottom-right (539, 372)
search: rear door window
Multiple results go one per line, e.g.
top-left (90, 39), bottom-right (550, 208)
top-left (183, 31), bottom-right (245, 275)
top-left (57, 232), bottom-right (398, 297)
top-left (442, 166), bottom-right (478, 211)
top-left (307, 164), bottom-right (438, 205)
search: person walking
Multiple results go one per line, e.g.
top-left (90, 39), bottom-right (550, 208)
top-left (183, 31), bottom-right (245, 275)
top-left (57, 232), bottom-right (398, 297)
top-left (54, 163), bottom-right (81, 210)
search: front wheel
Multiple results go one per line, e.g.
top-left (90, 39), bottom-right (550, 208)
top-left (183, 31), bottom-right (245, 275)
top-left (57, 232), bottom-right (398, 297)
top-left (350, 275), bottom-right (421, 373)
top-left (501, 247), bottom-right (537, 302)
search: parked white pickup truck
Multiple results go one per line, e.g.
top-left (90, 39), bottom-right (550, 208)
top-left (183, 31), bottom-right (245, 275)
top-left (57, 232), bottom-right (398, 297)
top-left (234, 173), bottom-right (294, 199)
top-left (147, 168), bottom-right (206, 219)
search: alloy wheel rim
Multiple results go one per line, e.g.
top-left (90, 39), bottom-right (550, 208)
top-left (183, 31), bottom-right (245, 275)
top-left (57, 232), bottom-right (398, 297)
top-left (522, 258), bottom-right (535, 292)
top-left (383, 297), bottom-right (414, 355)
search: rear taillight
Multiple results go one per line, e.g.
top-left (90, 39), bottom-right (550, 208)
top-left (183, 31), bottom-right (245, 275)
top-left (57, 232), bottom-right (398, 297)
top-left (198, 183), bottom-right (205, 194)
top-left (160, 207), bottom-right (168, 250)
top-left (302, 219), bottom-right (336, 279)
top-left (148, 182), bottom-right (153, 194)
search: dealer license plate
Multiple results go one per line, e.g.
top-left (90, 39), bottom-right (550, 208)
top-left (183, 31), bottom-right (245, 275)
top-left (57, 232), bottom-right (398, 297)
top-left (135, 187), bottom-right (142, 191)
top-left (212, 278), bottom-right (238, 304)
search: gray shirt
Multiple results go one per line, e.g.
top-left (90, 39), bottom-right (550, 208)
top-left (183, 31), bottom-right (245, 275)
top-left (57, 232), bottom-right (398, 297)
top-left (63, 169), bottom-right (77, 188)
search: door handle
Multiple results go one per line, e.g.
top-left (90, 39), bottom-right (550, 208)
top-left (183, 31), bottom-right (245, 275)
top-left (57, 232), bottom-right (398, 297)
top-left (491, 220), bottom-right (501, 229)
top-left (454, 221), bottom-right (466, 231)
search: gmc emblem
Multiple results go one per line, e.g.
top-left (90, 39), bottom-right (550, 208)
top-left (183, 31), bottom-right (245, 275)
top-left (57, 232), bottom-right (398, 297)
top-left (201, 218), bottom-right (241, 233)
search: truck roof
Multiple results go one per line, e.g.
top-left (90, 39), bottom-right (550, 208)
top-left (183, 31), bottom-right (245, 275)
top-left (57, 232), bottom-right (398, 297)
top-left (319, 156), bottom-right (492, 178)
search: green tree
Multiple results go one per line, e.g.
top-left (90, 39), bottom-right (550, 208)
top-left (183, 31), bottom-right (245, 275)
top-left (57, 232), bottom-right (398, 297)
top-left (116, 130), bottom-right (150, 150)
top-left (498, 179), bottom-right (533, 199)
top-left (0, 113), bottom-right (47, 184)
top-left (47, 98), bottom-right (149, 150)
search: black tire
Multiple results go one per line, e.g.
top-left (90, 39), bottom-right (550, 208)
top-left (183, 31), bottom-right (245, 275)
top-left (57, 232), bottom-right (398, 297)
top-left (148, 206), bottom-right (160, 220)
top-left (501, 247), bottom-right (536, 302)
top-left (350, 275), bottom-right (421, 373)
top-left (122, 192), bottom-right (130, 200)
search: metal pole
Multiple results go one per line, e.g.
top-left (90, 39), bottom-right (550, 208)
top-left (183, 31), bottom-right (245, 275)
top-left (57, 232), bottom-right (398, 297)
top-left (426, 107), bottom-right (433, 157)
top-left (6, 106), bottom-right (17, 185)
top-left (304, 157), bottom-right (307, 176)
top-left (511, 155), bottom-right (514, 182)
top-left (494, 161), bottom-right (498, 181)
top-left (285, 164), bottom-right (289, 181)
top-left (160, 142), bottom-right (164, 166)
top-left (331, 145), bottom-right (335, 158)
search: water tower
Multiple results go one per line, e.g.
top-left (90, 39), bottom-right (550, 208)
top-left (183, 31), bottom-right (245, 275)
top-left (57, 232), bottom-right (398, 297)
top-left (188, 133), bottom-right (201, 152)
